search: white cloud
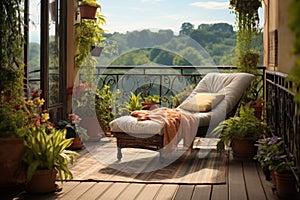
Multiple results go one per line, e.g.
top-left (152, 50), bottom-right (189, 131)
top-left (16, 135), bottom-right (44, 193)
top-left (190, 1), bottom-right (229, 10)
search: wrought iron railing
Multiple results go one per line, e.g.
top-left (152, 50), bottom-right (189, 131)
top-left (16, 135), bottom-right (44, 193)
top-left (266, 70), bottom-right (300, 188)
top-left (90, 66), bottom-right (265, 107)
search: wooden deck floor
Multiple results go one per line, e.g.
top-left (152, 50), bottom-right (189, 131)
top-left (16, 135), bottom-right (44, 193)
top-left (3, 152), bottom-right (291, 200)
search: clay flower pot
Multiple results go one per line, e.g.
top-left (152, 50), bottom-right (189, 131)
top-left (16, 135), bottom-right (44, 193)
top-left (79, 5), bottom-right (98, 19)
top-left (25, 169), bottom-right (58, 194)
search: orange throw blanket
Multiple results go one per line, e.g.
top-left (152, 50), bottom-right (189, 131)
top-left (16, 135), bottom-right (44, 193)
top-left (131, 108), bottom-right (199, 150)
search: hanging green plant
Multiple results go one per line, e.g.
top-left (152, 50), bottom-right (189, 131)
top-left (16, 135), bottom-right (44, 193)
top-left (230, 0), bottom-right (263, 105)
top-left (74, 3), bottom-right (106, 68)
top-left (230, 0), bottom-right (262, 69)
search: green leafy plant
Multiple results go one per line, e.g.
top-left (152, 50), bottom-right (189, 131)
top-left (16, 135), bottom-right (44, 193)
top-left (22, 127), bottom-right (79, 182)
top-left (288, 0), bottom-right (300, 113)
top-left (55, 114), bottom-right (88, 141)
top-left (74, 4), bottom-right (106, 68)
top-left (0, 102), bottom-right (26, 138)
top-left (79, 0), bottom-right (101, 8)
top-left (21, 89), bottom-right (79, 182)
top-left (255, 136), bottom-right (294, 174)
top-left (212, 105), bottom-right (265, 151)
top-left (0, 0), bottom-right (26, 138)
top-left (95, 85), bottom-right (116, 132)
top-left (230, 0), bottom-right (262, 104)
top-left (126, 92), bottom-right (143, 112)
top-left (143, 95), bottom-right (160, 103)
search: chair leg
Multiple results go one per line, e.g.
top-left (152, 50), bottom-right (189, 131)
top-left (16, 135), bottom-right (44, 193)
top-left (117, 147), bottom-right (122, 161)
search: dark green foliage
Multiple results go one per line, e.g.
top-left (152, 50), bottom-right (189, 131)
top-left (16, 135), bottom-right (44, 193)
top-left (0, 0), bottom-right (26, 137)
top-left (288, 0), bottom-right (300, 111)
top-left (212, 105), bottom-right (265, 151)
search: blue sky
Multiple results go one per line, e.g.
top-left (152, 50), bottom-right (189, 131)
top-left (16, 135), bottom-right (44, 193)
top-left (99, 0), bottom-right (263, 34)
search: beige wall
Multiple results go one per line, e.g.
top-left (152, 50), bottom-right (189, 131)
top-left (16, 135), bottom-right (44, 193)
top-left (264, 0), bottom-right (295, 73)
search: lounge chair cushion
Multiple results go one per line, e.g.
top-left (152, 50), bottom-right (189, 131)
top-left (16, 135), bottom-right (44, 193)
top-left (109, 115), bottom-right (164, 135)
top-left (178, 93), bottom-right (225, 112)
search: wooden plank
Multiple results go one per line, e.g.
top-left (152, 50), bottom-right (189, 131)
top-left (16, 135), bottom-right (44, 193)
top-left (173, 185), bottom-right (194, 200)
top-left (135, 184), bottom-right (162, 200)
top-left (116, 183), bottom-right (145, 200)
top-left (61, 182), bottom-right (97, 200)
top-left (77, 182), bottom-right (113, 200)
top-left (228, 160), bottom-right (247, 200)
top-left (256, 164), bottom-right (279, 200)
top-left (154, 184), bottom-right (178, 200)
top-left (243, 161), bottom-right (267, 200)
top-left (96, 182), bottom-right (129, 200)
top-left (54, 181), bottom-right (81, 199)
top-left (191, 185), bottom-right (211, 200)
top-left (211, 184), bottom-right (228, 200)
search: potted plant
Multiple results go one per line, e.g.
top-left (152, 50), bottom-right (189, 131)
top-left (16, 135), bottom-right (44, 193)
top-left (254, 136), bottom-right (282, 181)
top-left (20, 90), bottom-right (79, 194)
top-left (72, 81), bottom-right (104, 141)
top-left (55, 114), bottom-right (88, 150)
top-left (230, 0), bottom-right (263, 108)
top-left (78, 0), bottom-right (101, 19)
top-left (0, 0), bottom-right (27, 187)
top-left (255, 136), bottom-right (298, 198)
top-left (125, 92), bottom-right (143, 112)
top-left (142, 95), bottom-right (160, 110)
top-left (22, 126), bottom-right (79, 194)
top-left (212, 105), bottom-right (265, 160)
top-left (95, 85), bottom-right (115, 134)
top-left (74, 1), bottom-right (106, 69)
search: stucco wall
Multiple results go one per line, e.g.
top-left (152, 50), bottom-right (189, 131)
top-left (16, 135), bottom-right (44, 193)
top-left (278, 0), bottom-right (295, 74)
top-left (264, 0), bottom-right (295, 73)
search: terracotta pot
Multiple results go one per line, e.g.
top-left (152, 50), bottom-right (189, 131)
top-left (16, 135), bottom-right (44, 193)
top-left (79, 5), bottom-right (98, 19)
top-left (250, 104), bottom-right (263, 119)
top-left (80, 117), bottom-right (104, 141)
top-left (0, 137), bottom-right (26, 188)
top-left (25, 169), bottom-right (58, 194)
top-left (69, 137), bottom-right (84, 150)
top-left (274, 171), bottom-right (297, 198)
top-left (231, 138), bottom-right (257, 160)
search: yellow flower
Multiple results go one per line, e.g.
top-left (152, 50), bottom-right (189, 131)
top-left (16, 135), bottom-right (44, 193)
top-left (41, 113), bottom-right (50, 122)
top-left (33, 97), bottom-right (40, 105)
top-left (39, 98), bottom-right (45, 106)
top-left (27, 100), bottom-right (34, 106)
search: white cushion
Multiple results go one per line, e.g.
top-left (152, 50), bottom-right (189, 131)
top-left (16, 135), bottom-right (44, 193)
top-left (109, 115), bottom-right (163, 135)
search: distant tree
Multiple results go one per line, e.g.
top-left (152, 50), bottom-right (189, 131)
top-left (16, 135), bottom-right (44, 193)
top-left (93, 22), bottom-right (256, 66)
top-left (153, 50), bottom-right (175, 65)
top-left (179, 22), bottom-right (194, 35)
